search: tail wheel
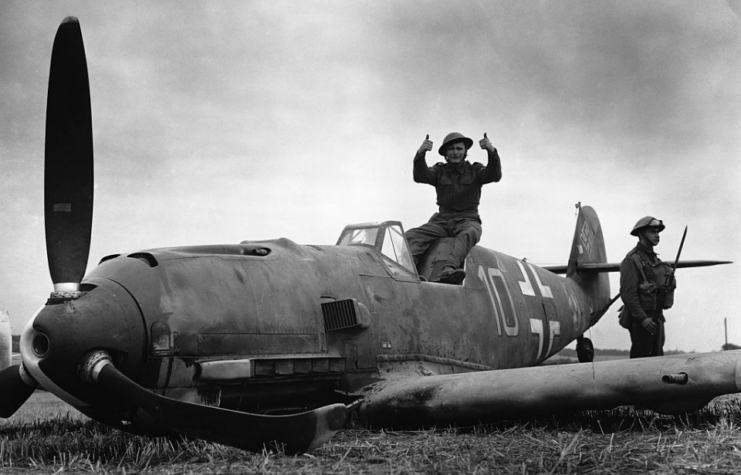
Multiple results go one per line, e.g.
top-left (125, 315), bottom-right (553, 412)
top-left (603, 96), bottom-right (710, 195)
top-left (576, 337), bottom-right (594, 363)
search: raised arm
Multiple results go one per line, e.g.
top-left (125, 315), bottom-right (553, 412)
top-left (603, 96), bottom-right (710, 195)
top-left (477, 133), bottom-right (502, 183)
top-left (413, 134), bottom-right (437, 185)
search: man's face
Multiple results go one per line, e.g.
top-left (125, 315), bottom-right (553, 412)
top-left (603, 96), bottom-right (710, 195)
top-left (445, 142), bottom-right (467, 165)
top-left (641, 228), bottom-right (661, 247)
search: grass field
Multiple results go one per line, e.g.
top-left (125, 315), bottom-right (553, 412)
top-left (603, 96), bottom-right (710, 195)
top-left (2, 391), bottom-right (741, 474)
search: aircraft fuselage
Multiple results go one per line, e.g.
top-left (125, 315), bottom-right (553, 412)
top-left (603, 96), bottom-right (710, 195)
top-left (23, 221), bottom-right (602, 426)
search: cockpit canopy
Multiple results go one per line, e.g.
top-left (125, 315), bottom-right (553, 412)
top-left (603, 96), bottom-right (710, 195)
top-left (336, 221), bottom-right (417, 277)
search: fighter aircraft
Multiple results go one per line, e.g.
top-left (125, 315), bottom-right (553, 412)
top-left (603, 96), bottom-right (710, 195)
top-left (0, 17), bottom-right (737, 454)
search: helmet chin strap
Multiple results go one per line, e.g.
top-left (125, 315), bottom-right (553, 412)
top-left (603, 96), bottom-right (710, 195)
top-left (639, 231), bottom-right (659, 248)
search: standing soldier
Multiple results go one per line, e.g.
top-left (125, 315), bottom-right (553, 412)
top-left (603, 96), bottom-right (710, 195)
top-left (406, 132), bottom-right (502, 284)
top-left (618, 216), bottom-right (677, 358)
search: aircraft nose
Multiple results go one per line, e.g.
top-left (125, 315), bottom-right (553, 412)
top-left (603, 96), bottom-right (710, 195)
top-left (20, 279), bottom-right (145, 408)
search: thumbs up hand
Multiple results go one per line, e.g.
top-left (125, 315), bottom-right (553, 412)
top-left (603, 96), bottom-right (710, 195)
top-left (418, 134), bottom-right (433, 154)
top-left (479, 133), bottom-right (495, 152)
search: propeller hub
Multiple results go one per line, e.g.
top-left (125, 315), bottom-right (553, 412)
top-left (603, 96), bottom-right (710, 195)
top-left (20, 278), bottom-right (145, 410)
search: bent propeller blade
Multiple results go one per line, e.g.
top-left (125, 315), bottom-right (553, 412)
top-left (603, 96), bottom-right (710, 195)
top-left (44, 16), bottom-right (94, 292)
top-left (0, 366), bottom-right (37, 418)
top-left (95, 361), bottom-right (347, 454)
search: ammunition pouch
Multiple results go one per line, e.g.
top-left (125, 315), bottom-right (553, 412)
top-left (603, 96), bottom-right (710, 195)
top-left (657, 285), bottom-right (675, 310)
top-left (618, 305), bottom-right (632, 329)
top-left (632, 253), bottom-right (677, 314)
top-left (664, 290), bottom-right (674, 309)
top-left (638, 281), bottom-right (657, 312)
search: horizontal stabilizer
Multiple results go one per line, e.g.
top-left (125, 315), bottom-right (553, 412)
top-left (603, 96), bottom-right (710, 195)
top-left (359, 350), bottom-right (741, 428)
top-left (543, 259), bottom-right (732, 275)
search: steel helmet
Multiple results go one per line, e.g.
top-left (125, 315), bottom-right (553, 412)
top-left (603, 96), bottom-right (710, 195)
top-left (438, 132), bottom-right (473, 156)
top-left (630, 216), bottom-right (665, 236)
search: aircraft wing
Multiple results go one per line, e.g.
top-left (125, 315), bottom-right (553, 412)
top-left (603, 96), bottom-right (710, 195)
top-left (358, 350), bottom-right (741, 428)
top-left (543, 259), bottom-right (732, 275)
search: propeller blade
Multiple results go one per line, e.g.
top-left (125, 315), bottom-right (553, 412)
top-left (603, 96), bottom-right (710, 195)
top-left (45, 17), bottom-right (94, 292)
top-left (0, 309), bottom-right (12, 370)
top-left (95, 361), bottom-right (347, 453)
top-left (0, 366), bottom-right (37, 418)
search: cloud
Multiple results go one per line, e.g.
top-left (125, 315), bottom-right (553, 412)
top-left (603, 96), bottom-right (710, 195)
top-left (1, 1), bottom-right (739, 352)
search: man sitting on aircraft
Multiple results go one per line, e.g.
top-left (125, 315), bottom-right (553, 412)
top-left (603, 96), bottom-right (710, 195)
top-left (406, 132), bottom-right (502, 284)
top-left (618, 216), bottom-right (677, 358)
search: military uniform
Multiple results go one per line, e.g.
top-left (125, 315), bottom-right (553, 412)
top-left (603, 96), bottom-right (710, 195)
top-left (619, 222), bottom-right (677, 358)
top-left (406, 135), bottom-right (501, 279)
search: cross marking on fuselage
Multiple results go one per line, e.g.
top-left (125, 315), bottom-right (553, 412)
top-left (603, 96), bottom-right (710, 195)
top-left (516, 260), bottom-right (560, 360)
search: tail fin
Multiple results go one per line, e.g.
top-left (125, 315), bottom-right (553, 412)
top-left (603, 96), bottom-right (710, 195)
top-left (567, 205), bottom-right (611, 319)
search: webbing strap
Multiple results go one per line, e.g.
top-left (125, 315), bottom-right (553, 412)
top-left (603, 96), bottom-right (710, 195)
top-left (631, 253), bottom-right (650, 284)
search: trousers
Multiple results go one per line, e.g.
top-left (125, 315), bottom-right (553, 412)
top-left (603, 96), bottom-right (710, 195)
top-left (405, 215), bottom-right (482, 269)
top-left (629, 319), bottom-right (665, 358)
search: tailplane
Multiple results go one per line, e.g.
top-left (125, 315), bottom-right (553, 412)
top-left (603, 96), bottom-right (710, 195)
top-left (544, 204), bottom-right (730, 325)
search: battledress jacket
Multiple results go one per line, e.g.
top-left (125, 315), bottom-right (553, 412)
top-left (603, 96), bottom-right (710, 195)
top-left (619, 242), bottom-right (676, 324)
top-left (412, 149), bottom-right (502, 221)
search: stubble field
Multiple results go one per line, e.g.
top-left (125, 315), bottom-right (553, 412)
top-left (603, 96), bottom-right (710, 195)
top-left (2, 391), bottom-right (741, 474)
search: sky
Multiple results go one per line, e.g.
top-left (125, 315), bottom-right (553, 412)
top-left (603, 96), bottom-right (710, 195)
top-left (1, 1), bottom-right (739, 353)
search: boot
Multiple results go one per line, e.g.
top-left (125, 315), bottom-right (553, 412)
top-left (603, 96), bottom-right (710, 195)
top-left (438, 266), bottom-right (466, 285)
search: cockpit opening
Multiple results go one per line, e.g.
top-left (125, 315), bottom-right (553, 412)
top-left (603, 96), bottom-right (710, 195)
top-left (336, 221), bottom-right (417, 278)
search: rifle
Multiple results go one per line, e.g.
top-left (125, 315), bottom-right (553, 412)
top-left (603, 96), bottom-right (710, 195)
top-left (653, 225), bottom-right (687, 318)
top-left (649, 226), bottom-right (686, 355)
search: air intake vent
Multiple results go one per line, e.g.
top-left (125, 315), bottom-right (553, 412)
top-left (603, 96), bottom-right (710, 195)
top-left (128, 252), bottom-right (158, 267)
top-left (322, 299), bottom-right (361, 332)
